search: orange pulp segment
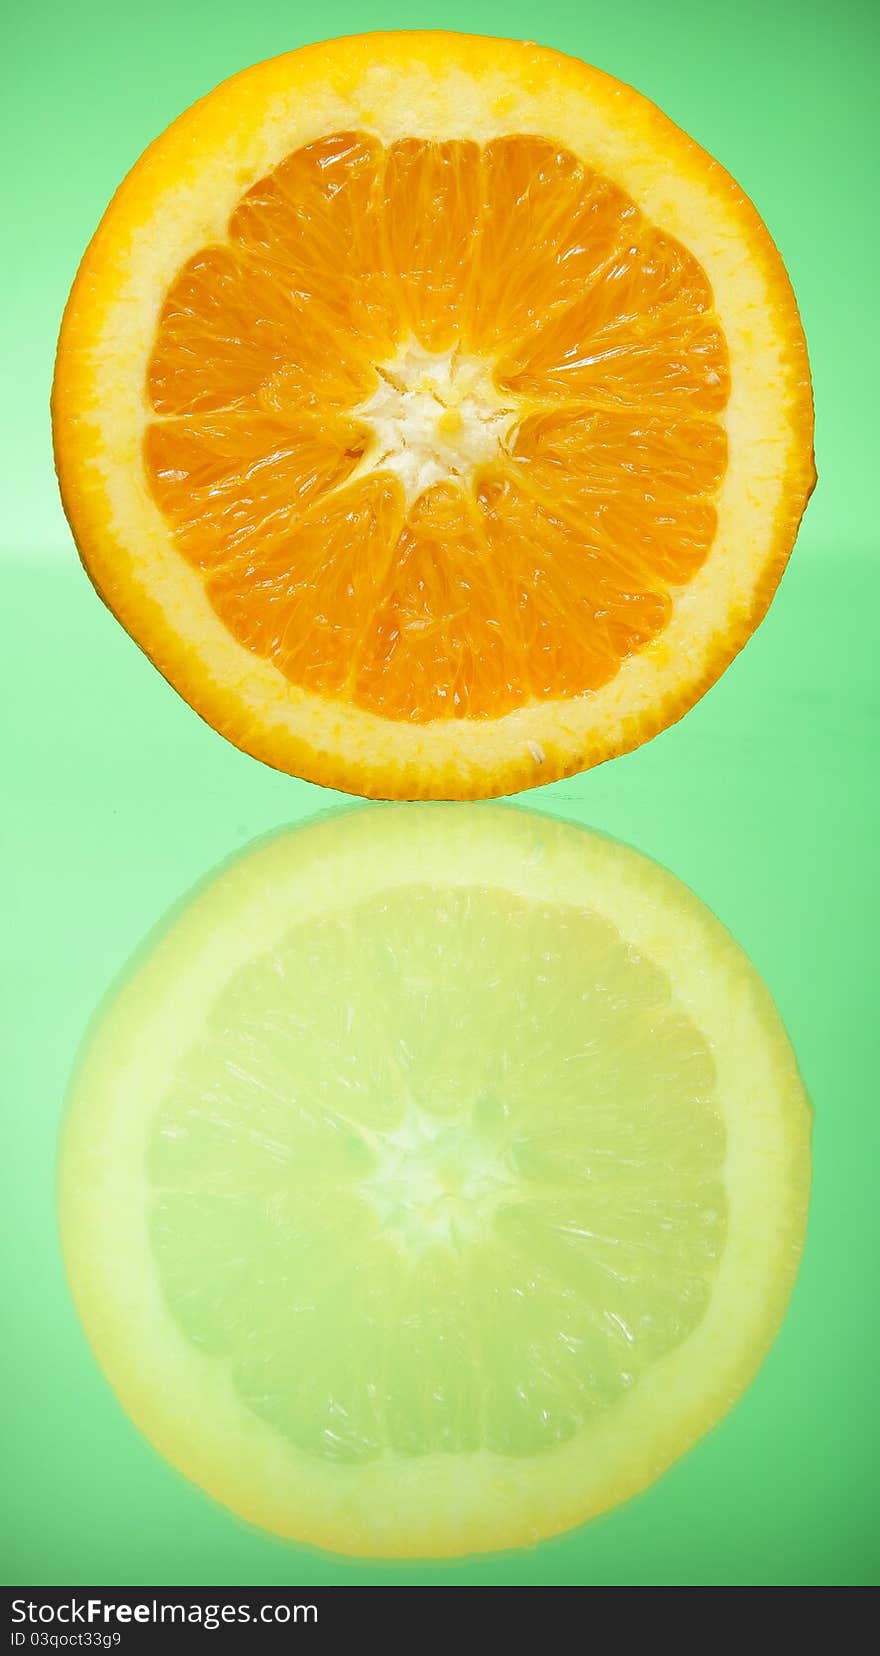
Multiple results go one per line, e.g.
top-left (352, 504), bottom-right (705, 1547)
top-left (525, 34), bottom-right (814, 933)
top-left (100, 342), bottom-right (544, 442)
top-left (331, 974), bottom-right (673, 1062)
top-left (144, 134), bottom-right (730, 724)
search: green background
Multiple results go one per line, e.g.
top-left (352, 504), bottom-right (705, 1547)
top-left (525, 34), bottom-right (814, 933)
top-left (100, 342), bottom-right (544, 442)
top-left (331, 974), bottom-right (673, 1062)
top-left (3, 0), bottom-right (878, 1589)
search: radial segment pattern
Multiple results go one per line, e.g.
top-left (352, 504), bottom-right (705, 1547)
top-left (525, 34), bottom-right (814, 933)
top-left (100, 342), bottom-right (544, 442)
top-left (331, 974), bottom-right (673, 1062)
top-left (148, 885), bottom-right (726, 1464)
top-left (145, 134), bottom-right (730, 721)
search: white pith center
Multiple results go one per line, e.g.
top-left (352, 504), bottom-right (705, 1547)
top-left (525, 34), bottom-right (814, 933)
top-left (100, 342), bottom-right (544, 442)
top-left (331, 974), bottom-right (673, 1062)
top-left (353, 343), bottom-right (519, 506)
top-left (362, 1104), bottom-right (516, 1251)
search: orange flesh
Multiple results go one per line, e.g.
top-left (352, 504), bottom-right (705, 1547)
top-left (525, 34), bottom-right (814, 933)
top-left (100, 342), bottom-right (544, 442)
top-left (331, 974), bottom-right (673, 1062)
top-left (145, 134), bottom-right (729, 722)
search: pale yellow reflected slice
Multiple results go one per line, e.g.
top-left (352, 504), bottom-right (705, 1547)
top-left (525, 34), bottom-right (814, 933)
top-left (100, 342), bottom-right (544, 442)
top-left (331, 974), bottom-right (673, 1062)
top-left (59, 806), bottom-right (810, 1557)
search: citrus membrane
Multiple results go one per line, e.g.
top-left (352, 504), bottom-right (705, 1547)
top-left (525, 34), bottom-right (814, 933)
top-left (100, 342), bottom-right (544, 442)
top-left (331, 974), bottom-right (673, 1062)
top-left (58, 806), bottom-right (810, 1557)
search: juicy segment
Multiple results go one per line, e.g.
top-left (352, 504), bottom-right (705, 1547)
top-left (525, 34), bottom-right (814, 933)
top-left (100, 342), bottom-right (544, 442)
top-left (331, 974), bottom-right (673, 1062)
top-left (145, 134), bottom-right (729, 723)
top-left (147, 886), bottom-right (726, 1464)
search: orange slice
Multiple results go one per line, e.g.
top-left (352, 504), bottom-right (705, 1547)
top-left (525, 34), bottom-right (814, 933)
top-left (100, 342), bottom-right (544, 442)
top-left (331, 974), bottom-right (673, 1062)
top-left (59, 805), bottom-right (811, 1558)
top-left (53, 33), bottom-right (815, 799)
